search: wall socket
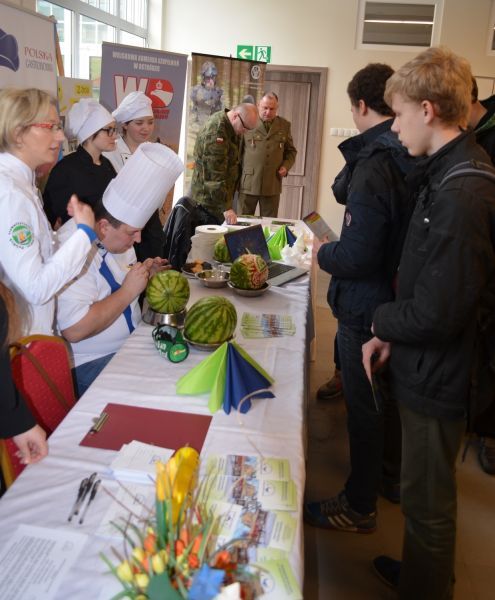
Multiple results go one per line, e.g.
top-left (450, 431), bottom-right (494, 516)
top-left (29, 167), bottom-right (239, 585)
top-left (330, 128), bottom-right (359, 137)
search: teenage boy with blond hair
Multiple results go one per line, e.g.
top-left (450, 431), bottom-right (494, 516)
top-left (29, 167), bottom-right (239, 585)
top-left (363, 47), bottom-right (495, 599)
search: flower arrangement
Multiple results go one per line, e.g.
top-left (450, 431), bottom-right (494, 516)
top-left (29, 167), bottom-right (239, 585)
top-left (101, 446), bottom-right (261, 599)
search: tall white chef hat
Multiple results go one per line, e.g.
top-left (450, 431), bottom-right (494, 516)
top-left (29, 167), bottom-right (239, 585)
top-left (112, 91), bottom-right (153, 123)
top-left (65, 98), bottom-right (114, 144)
top-left (102, 142), bottom-right (184, 229)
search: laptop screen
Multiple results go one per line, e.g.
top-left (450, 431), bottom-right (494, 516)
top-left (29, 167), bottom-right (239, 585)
top-left (224, 225), bottom-right (272, 264)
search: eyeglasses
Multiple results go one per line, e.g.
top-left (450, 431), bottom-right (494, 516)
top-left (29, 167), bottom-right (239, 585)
top-left (99, 127), bottom-right (118, 136)
top-left (29, 122), bottom-right (64, 133)
top-left (237, 113), bottom-right (253, 131)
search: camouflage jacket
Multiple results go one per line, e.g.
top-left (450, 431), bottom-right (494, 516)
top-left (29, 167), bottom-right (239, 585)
top-left (191, 110), bottom-right (240, 221)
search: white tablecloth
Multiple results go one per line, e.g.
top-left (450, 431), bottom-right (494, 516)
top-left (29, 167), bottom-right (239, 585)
top-left (0, 270), bottom-right (311, 599)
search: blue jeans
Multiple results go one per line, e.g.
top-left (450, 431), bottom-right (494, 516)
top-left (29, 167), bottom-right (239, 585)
top-left (74, 353), bottom-right (115, 398)
top-left (337, 323), bottom-right (401, 514)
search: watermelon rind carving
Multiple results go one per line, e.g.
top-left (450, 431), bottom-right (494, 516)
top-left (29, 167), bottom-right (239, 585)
top-left (184, 296), bottom-right (237, 344)
top-left (229, 254), bottom-right (268, 290)
top-left (146, 270), bottom-right (190, 314)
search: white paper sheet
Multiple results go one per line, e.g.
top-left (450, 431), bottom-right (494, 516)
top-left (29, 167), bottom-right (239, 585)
top-left (0, 525), bottom-right (87, 600)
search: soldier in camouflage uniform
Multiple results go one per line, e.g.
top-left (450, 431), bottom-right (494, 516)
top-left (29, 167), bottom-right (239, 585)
top-left (191, 103), bottom-right (258, 225)
top-left (190, 61), bottom-right (224, 126)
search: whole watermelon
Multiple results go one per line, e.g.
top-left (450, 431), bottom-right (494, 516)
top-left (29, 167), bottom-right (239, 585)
top-left (229, 254), bottom-right (268, 290)
top-left (146, 270), bottom-right (190, 314)
top-left (213, 236), bottom-right (230, 263)
top-left (184, 296), bottom-right (237, 344)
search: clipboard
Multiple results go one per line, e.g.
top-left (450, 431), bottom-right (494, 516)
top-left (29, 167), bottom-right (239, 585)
top-left (80, 403), bottom-right (212, 452)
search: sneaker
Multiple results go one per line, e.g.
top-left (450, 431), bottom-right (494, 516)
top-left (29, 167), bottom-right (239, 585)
top-left (478, 437), bottom-right (495, 475)
top-left (372, 555), bottom-right (401, 588)
top-left (316, 370), bottom-right (343, 400)
top-left (379, 480), bottom-right (401, 504)
top-left (304, 491), bottom-right (376, 533)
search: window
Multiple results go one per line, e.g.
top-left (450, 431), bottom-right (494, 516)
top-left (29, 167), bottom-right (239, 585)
top-left (489, 1), bottom-right (495, 55)
top-left (36, 0), bottom-right (148, 82)
top-left (356, 0), bottom-right (443, 51)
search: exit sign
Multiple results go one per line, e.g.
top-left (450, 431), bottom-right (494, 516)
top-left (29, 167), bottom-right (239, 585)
top-left (236, 45), bottom-right (271, 63)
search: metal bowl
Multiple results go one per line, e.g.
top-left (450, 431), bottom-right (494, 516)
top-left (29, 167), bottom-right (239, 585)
top-left (182, 334), bottom-right (233, 351)
top-left (195, 269), bottom-right (230, 288)
top-left (142, 306), bottom-right (187, 328)
top-left (227, 281), bottom-right (270, 297)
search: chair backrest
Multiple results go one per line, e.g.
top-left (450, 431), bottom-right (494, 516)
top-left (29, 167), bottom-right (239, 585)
top-left (1, 335), bottom-right (76, 485)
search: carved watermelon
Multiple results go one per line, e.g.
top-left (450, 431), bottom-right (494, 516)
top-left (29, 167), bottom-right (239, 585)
top-left (229, 254), bottom-right (268, 290)
top-left (213, 236), bottom-right (230, 263)
top-left (146, 270), bottom-right (190, 314)
top-left (184, 296), bottom-right (237, 344)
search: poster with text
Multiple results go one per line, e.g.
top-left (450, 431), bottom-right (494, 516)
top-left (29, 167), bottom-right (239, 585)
top-left (185, 53), bottom-right (266, 189)
top-left (99, 42), bottom-right (187, 155)
top-left (0, 1), bottom-right (57, 95)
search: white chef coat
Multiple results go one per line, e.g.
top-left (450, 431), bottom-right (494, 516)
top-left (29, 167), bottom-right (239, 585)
top-left (0, 152), bottom-right (92, 336)
top-left (56, 219), bottom-right (142, 367)
top-left (103, 136), bottom-right (131, 173)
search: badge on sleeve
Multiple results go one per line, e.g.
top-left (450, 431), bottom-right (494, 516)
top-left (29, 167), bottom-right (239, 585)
top-left (344, 211), bottom-right (352, 227)
top-left (9, 223), bottom-right (34, 248)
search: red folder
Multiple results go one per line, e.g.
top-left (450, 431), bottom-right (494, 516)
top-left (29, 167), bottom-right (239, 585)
top-left (79, 403), bottom-right (212, 452)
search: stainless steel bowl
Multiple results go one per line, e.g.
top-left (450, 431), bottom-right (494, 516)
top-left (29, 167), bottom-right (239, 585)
top-left (195, 269), bottom-right (230, 288)
top-left (142, 305), bottom-right (187, 328)
top-left (227, 281), bottom-right (269, 297)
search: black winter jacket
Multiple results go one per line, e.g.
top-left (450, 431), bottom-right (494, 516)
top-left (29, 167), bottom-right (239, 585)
top-left (317, 120), bottom-right (415, 330)
top-left (373, 132), bottom-right (495, 421)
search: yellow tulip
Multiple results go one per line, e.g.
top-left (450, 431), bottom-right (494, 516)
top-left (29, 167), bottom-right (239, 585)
top-left (116, 560), bottom-right (133, 582)
top-left (135, 573), bottom-right (149, 590)
top-left (132, 546), bottom-right (145, 563)
top-left (163, 447), bottom-right (199, 524)
top-left (151, 552), bottom-right (165, 574)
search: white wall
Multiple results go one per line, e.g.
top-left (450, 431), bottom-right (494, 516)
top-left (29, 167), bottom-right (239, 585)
top-left (160, 0), bottom-right (495, 230)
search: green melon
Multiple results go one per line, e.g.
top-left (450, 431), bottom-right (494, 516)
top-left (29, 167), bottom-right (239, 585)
top-left (229, 254), bottom-right (268, 290)
top-left (146, 270), bottom-right (190, 314)
top-left (184, 296), bottom-right (237, 344)
top-left (213, 236), bottom-right (231, 263)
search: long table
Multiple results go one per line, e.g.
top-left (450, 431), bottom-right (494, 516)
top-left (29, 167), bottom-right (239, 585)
top-left (0, 238), bottom-right (311, 599)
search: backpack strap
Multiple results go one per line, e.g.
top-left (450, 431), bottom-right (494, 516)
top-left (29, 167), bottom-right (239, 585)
top-left (440, 159), bottom-right (495, 188)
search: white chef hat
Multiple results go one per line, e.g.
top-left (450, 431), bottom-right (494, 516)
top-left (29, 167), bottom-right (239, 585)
top-left (102, 142), bottom-right (184, 229)
top-left (112, 91), bottom-right (153, 123)
top-left (65, 98), bottom-right (114, 144)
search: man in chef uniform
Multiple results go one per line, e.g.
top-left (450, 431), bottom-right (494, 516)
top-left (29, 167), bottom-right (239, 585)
top-left (57, 142), bottom-right (183, 396)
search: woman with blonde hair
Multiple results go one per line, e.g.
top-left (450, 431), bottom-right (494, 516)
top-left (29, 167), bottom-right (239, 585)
top-left (0, 87), bottom-right (95, 337)
top-left (0, 282), bottom-right (48, 465)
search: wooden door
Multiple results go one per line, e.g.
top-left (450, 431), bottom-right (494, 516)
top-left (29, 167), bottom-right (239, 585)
top-left (265, 66), bottom-right (327, 219)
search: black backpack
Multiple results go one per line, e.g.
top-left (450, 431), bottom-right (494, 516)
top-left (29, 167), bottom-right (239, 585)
top-left (442, 162), bottom-right (495, 451)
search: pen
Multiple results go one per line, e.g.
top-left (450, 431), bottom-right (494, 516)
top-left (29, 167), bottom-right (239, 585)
top-left (89, 412), bottom-right (108, 435)
top-left (74, 472), bottom-right (97, 517)
top-left (79, 479), bottom-right (101, 524)
top-left (68, 477), bottom-right (88, 522)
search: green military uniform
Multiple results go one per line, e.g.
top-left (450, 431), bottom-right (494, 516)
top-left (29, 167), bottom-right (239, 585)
top-left (191, 109), bottom-right (240, 223)
top-left (239, 116), bottom-right (297, 217)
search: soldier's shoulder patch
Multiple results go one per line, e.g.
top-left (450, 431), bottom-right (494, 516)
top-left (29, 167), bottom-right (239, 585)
top-left (216, 137), bottom-right (224, 143)
top-left (9, 222), bottom-right (34, 249)
top-left (345, 211), bottom-right (352, 226)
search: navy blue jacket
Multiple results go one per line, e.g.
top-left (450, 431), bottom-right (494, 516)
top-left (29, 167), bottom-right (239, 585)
top-left (318, 119), bottom-right (415, 331)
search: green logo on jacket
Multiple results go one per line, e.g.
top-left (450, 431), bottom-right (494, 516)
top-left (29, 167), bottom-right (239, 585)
top-left (9, 223), bottom-right (34, 249)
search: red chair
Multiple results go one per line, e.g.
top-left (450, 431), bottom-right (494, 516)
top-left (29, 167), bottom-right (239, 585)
top-left (0, 335), bottom-right (76, 486)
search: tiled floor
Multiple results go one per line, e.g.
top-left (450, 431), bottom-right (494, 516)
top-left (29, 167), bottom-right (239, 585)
top-left (304, 270), bottom-right (495, 599)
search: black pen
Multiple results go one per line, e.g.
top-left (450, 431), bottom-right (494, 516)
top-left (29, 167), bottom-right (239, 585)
top-left (79, 479), bottom-right (101, 524)
top-left (74, 472), bottom-right (97, 516)
top-left (68, 477), bottom-right (88, 522)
